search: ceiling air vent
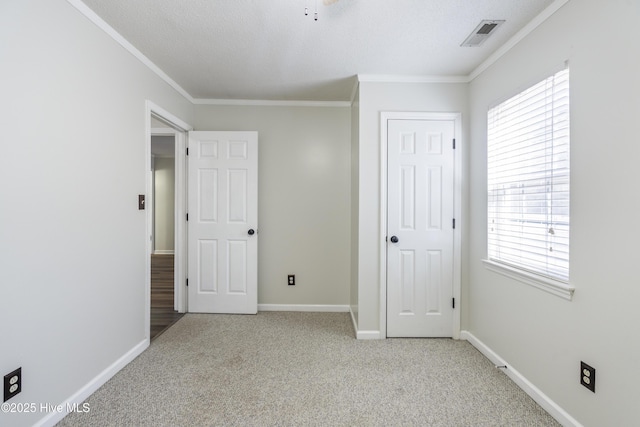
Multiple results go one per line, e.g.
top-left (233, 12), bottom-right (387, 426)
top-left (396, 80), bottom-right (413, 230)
top-left (461, 20), bottom-right (505, 47)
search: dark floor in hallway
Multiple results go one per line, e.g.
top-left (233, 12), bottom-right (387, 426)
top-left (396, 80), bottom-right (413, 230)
top-left (151, 254), bottom-right (184, 340)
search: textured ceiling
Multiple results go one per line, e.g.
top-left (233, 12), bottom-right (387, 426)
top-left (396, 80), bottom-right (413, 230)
top-left (80, 0), bottom-right (557, 102)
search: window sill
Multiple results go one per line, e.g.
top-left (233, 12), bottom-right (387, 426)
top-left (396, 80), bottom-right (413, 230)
top-left (482, 259), bottom-right (575, 301)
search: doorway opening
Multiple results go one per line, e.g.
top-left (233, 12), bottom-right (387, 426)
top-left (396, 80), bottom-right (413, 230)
top-left (150, 131), bottom-right (181, 339)
top-left (145, 101), bottom-right (191, 341)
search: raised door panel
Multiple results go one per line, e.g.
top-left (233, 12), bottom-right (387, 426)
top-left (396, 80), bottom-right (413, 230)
top-left (387, 119), bottom-right (455, 337)
top-left (188, 131), bottom-right (258, 314)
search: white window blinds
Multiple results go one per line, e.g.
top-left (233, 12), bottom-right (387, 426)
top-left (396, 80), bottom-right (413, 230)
top-left (487, 68), bottom-right (570, 282)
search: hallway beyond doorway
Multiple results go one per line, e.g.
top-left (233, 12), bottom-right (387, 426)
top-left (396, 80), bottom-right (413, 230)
top-left (151, 254), bottom-right (183, 340)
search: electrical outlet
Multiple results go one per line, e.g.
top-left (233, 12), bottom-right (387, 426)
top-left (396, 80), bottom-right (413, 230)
top-left (288, 275), bottom-right (295, 286)
top-left (4, 367), bottom-right (21, 402)
top-left (580, 361), bottom-right (596, 393)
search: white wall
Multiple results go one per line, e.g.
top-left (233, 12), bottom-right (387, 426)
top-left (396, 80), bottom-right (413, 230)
top-left (194, 105), bottom-right (351, 307)
top-left (468, 0), bottom-right (640, 425)
top-left (153, 157), bottom-right (175, 252)
top-left (350, 88), bottom-right (360, 323)
top-left (355, 81), bottom-right (469, 334)
top-left (0, 1), bottom-right (193, 426)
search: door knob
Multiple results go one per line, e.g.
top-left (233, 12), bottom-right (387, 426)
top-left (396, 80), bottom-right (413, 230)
top-left (390, 235), bottom-right (399, 243)
top-left (248, 229), bottom-right (255, 236)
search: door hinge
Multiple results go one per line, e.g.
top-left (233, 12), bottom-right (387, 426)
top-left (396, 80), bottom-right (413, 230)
top-left (452, 298), bottom-right (455, 309)
top-left (186, 278), bottom-right (189, 287)
top-left (186, 213), bottom-right (189, 221)
top-left (453, 138), bottom-right (456, 149)
top-left (186, 147), bottom-right (189, 156)
top-left (453, 218), bottom-right (456, 229)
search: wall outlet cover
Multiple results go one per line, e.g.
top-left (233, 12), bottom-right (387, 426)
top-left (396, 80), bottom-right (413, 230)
top-left (4, 367), bottom-right (22, 402)
top-left (580, 361), bottom-right (596, 393)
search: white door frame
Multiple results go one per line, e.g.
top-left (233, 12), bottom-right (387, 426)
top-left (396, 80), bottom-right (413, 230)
top-left (379, 111), bottom-right (462, 339)
top-left (145, 101), bottom-right (192, 340)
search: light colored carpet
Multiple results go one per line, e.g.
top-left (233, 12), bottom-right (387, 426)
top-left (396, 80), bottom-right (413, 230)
top-left (57, 312), bottom-right (559, 426)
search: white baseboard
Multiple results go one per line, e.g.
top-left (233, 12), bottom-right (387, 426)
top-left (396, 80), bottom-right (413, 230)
top-left (349, 306), bottom-right (358, 335)
top-left (355, 329), bottom-right (382, 339)
top-left (35, 339), bottom-right (149, 427)
top-left (258, 304), bottom-right (349, 312)
top-left (153, 250), bottom-right (174, 255)
top-left (258, 304), bottom-right (381, 339)
top-left (349, 306), bottom-right (382, 339)
top-left (461, 331), bottom-right (582, 427)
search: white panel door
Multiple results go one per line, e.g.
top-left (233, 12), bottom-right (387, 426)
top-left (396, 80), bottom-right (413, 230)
top-left (387, 119), bottom-right (455, 337)
top-left (188, 131), bottom-right (258, 314)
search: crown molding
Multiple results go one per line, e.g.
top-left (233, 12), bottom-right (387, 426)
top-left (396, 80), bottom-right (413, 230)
top-left (192, 98), bottom-right (350, 107)
top-left (358, 74), bottom-right (470, 84)
top-left (468, 0), bottom-right (570, 82)
top-left (68, 0), bottom-right (569, 106)
top-left (349, 78), bottom-right (359, 105)
top-left (66, 0), bottom-right (195, 104)
top-left (357, 0), bottom-right (569, 86)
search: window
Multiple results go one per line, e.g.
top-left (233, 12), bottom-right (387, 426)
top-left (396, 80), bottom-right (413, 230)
top-left (487, 68), bottom-right (570, 282)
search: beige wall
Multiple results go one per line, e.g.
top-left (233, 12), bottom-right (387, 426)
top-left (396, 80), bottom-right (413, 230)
top-left (194, 105), bottom-right (351, 306)
top-left (354, 81), bottom-right (469, 333)
top-left (468, 1), bottom-right (640, 425)
top-left (154, 157), bottom-right (175, 252)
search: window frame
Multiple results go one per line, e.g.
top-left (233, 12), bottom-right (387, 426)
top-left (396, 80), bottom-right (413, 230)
top-left (484, 67), bottom-right (574, 300)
